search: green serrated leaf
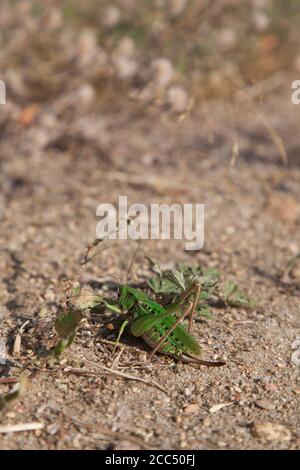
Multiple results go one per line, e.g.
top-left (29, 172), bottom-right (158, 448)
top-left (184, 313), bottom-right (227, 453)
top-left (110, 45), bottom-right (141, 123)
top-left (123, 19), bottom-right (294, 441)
top-left (145, 256), bottom-right (163, 276)
top-left (148, 277), bottom-right (180, 295)
top-left (164, 269), bottom-right (186, 290)
top-left (147, 263), bottom-right (219, 319)
top-left (55, 310), bottom-right (83, 338)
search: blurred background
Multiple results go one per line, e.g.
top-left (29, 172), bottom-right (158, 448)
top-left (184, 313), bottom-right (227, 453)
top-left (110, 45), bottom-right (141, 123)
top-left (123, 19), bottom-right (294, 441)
top-left (1, 0), bottom-right (300, 103)
top-left (1, 0), bottom-right (300, 266)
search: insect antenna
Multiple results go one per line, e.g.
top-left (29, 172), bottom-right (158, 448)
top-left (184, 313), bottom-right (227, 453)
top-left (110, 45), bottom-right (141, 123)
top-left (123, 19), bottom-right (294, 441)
top-left (80, 215), bottom-right (138, 272)
top-left (126, 239), bottom-right (142, 284)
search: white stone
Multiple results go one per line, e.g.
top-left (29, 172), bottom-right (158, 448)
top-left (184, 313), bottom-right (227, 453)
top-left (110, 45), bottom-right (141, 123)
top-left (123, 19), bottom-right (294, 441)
top-left (252, 11), bottom-right (269, 32)
top-left (43, 8), bottom-right (63, 29)
top-left (167, 86), bottom-right (188, 112)
top-left (151, 58), bottom-right (174, 88)
top-left (76, 84), bottom-right (96, 107)
top-left (113, 56), bottom-right (138, 79)
top-left (77, 29), bottom-right (98, 65)
top-left (217, 29), bottom-right (237, 52)
top-left (101, 6), bottom-right (121, 29)
top-left (168, 0), bottom-right (187, 18)
top-left (116, 37), bottom-right (136, 57)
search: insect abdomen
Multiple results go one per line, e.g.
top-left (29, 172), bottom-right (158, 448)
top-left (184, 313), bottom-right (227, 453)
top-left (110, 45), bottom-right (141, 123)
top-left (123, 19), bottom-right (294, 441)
top-left (142, 316), bottom-right (202, 358)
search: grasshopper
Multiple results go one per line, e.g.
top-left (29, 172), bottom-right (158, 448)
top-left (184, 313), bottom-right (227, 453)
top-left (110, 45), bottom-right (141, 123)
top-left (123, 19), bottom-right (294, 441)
top-left (109, 282), bottom-right (225, 366)
top-left (59, 231), bottom-right (225, 366)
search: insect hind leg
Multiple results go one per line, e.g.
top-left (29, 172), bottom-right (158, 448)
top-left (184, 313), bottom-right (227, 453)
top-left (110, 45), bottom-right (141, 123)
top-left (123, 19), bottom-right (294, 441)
top-left (148, 301), bottom-right (193, 360)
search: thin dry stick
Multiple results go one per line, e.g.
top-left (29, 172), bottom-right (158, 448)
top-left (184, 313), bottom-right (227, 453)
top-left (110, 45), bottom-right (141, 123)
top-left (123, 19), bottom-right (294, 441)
top-left (104, 171), bottom-right (187, 195)
top-left (69, 417), bottom-right (156, 450)
top-left (126, 239), bottom-right (142, 283)
top-left (198, 50), bottom-right (288, 166)
top-left (111, 346), bottom-right (125, 369)
top-left (0, 377), bottom-right (19, 385)
top-left (91, 364), bottom-right (166, 394)
top-left (61, 216), bottom-right (139, 304)
top-left (229, 74), bottom-right (288, 165)
top-left (0, 422), bottom-right (44, 434)
top-left (230, 140), bottom-right (240, 167)
top-left (97, 338), bottom-right (126, 348)
top-left (64, 363), bottom-right (167, 394)
top-left (13, 320), bottom-right (30, 357)
top-left (239, 71), bottom-right (286, 100)
top-left (80, 215), bottom-right (138, 271)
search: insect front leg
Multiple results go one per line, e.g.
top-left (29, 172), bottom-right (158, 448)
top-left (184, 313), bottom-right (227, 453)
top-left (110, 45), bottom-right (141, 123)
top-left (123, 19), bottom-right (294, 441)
top-left (187, 282), bottom-right (201, 333)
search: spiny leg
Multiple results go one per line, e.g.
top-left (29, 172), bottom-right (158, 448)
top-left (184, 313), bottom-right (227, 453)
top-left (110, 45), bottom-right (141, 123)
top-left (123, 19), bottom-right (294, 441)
top-left (188, 283), bottom-right (201, 333)
top-left (148, 301), bottom-right (193, 360)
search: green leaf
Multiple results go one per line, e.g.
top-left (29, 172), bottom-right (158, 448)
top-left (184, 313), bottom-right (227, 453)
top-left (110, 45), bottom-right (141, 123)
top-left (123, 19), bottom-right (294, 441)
top-left (102, 299), bottom-right (122, 314)
top-left (223, 281), bottom-right (254, 309)
top-left (0, 376), bottom-right (27, 410)
top-left (147, 263), bottom-right (219, 319)
top-left (145, 256), bottom-right (163, 276)
top-left (164, 269), bottom-right (186, 290)
top-left (54, 309), bottom-right (83, 358)
top-left (197, 303), bottom-right (212, 319)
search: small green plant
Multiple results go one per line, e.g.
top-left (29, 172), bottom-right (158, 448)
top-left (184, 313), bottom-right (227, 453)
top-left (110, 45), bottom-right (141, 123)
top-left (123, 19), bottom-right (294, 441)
top-left (147, 259), bottom-right (220, 319)
top-left (222, 281), bottom-right (254, 309)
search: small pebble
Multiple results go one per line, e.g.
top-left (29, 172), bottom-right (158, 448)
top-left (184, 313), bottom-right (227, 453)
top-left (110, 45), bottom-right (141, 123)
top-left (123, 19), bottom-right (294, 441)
top-left (290, 266), bottom-right (300, 280)
top-left (151, 58), bottom-right (174, 88)
top-left (252, 421), bottom-right (291, 442)
top-left (217, 441), bottom-right (227, 448)
top-left (77, 29), bottom-right (98, 65)
top-left (184, 403), bottom-right (199, 414)
top-left (264, 383), bottom-right (278, 392)
top-left (232, 392), bottom-right (243, 402)
top-left (42, 8), bottom-right (63, 29)
top-left (255, 399), bottom-right (275, 411)
top-left (46, 424), bottom-right (60, 436)
top-left (217, 28), bottom-right (237, 52)
top-left (113, 56), bottom-right (138, 80)
top-left (291, 350), bottom-right (300, 367)
top-left (115, 440), bottom-right (142, 450)
top-left (167, 0), bottom-right (187, 18)
top-left (101, 6), bottom-right (121, 29)
top-left (252, 11), bottom-right (269, 32)
top-left (116, 37), bottom-right (136, 57)
top-left (76, 83), bottom-right (96, 108)
top-left (167, 86), bottom-right (188, 113)
top-left (291, 339), bottom-right (300, 349)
